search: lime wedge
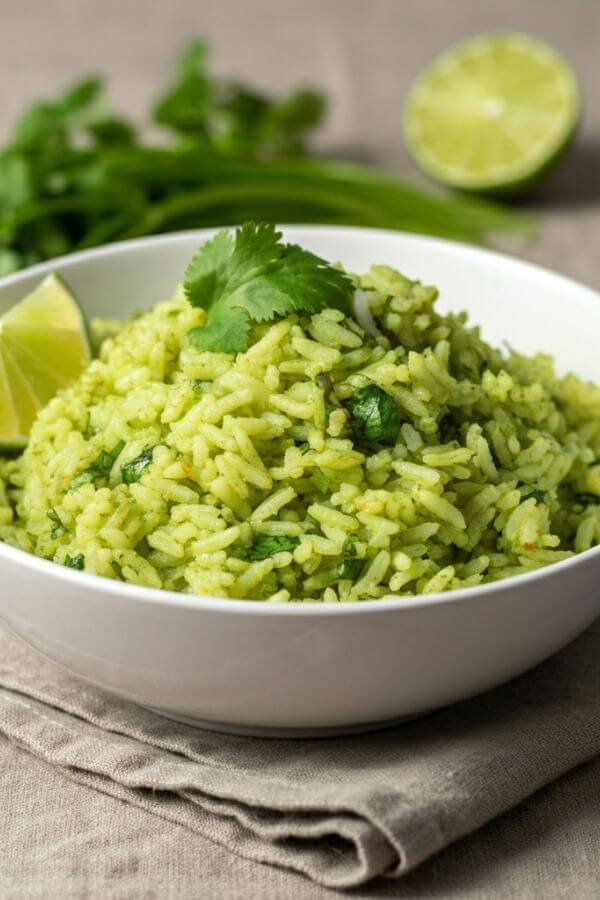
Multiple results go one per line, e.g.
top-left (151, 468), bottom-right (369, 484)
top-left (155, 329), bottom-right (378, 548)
top-left (403, 33), bottom-right (580, 193)
top-left (0, 274), bottom-right (91, 450)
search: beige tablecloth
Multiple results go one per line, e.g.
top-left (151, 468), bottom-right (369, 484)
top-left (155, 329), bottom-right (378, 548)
top-left (1, 0), bottom-right (600, 896)
top-left (0, 619), bottom-right (600, 897)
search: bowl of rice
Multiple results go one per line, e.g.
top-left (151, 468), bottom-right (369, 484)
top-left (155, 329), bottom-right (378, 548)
top-left (0, 225), bottom-right (598, 735)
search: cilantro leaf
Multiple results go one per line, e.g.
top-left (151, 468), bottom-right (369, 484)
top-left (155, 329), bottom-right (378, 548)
top-left (153, 40), bottom-right (211, 136)
top-left (185, 223), bottom-right (353, 353)
top-left (47, 508), bottom-right (66, 540)
top-left (0, 152), bottom-right (33, 213)
top-left (88, 117), bottom-right (136, 146)
top-left (213, 85), bottom-right (325, 158)
top-left (258, 89), bottom-right (326, 158)
top-left (332, 558), bottom-right (364, 581)
top-left (343, 384), bottom-right (400, 445)
top-left (122, 447), bottom-right (154, 484)
top-left (575, 492), bottom-right (600, 506)
top-left (188, 306), bottom-right (250, 354)
top-left (521, 489), bottom-right (547, 503)
top-left (57, 77), bottom-right (103, 118)
top-left (64, 553), bottom-right (85, 571)
top-left (70, 439), bottom-right (125, 489)
top-left (239, 535), bottom-right (300, 561)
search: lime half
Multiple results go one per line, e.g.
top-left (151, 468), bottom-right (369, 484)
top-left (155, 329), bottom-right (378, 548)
top-left (0, 274), bottom-right (91, 450)
top-left (403, 33), bottom-right (580, 193)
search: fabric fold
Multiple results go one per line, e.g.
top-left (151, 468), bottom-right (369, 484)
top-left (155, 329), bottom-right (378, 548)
top-left (0, 622), bottom-right (599, 889)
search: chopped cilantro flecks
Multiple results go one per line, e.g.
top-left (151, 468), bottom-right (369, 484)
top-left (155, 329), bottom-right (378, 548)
top-left (48, 508), bottom-right (66, 539)
top-left (122, 447), bottom-right (154, 485)
top-left (341, 536), bottom-right (358, 557)
top-left (332, 558), bottom-right (364, 581)
top-left (70, 440), bottom-right (125, 490)
top-left (64, 553), bottom-right (84, 571)
top-left (521, 489), bottom-right (547, 503)
top-left (185, 223), bottom-right (353, 354)
top-left (343, 383), bottom-right (400, 445)
top-left (191, 379), bottom-right (212, 395)
top-left (575, 492), bottom-right (600, 506)
top-left (239, 536), bottom-right (300, 561)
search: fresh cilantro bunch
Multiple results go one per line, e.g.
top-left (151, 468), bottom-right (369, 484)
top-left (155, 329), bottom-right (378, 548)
top-left (0, 39), bottom-right (529, 277)
top-left (154, 40), bottom-right (325, 159)
top-left (185, 223), bottom-right (353, 353)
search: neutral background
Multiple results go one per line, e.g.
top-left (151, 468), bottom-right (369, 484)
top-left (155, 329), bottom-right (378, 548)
top-left (1, 1), bottom-right (600, 897)
top-left (2, 0), bottom-right (600, 286)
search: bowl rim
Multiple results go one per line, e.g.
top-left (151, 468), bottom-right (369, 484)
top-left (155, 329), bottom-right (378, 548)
top-left (1, 224), bottom-right (599, 617)
top-left (1, 538), bottom-right (598, 616)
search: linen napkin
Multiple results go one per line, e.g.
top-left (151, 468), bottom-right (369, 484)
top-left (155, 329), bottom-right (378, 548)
top-left (0, 621), bottom-right (599, 890)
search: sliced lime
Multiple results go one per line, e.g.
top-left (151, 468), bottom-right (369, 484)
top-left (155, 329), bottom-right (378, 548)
top-left (0, 273), bottom-right (91, 450)
top-left (403, 33), bottom-right (580, 193)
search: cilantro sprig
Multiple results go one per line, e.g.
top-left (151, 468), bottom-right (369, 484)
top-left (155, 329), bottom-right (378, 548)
top-left (239, 536), bottom-right (300, 561)
top-left (121, 447), bottom-right (154, 485)
top-left (70, 440), bottom-right (125, 490)
top-left (185, 223), bottom-right (353, 353)
top-left (64, 553), bottom-right (85, 571)
top-left (47, 508), bottom-right (66, 540)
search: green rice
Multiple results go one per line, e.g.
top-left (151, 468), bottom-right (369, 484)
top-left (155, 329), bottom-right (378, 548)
top-left (1, 264), bottom-right (599, 601)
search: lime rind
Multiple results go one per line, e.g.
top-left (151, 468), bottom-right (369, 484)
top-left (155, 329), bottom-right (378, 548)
top-left (403, 32), bottom-right (581, 193)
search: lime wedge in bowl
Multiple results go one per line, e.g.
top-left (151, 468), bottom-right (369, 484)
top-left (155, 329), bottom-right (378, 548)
top-left (0, 273), bottom-right (91, 451)
top-left (403, 32), bottom-right (580, 193)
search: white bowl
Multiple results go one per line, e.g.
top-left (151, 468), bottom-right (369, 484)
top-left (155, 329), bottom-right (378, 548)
top-left (1, 227), bottom-right (599, 737)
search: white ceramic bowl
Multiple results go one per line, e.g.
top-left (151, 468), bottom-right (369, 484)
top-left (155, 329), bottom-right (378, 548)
top-left (1, 227), bottom-right (599, 737)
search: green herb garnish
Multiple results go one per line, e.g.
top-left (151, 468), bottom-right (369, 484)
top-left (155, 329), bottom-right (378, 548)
top-left (521, 489), bottom-right (547, 503)
top-left (70, 439), bottom-right (125, 489)
top-left (185, 223), bottom-right (353, 353)
top-left (332, 558), bottom-right (364, 581)
top-left (343, 383), bottom-right (400, 445)
top-left (122, 447), bottom-right (154, 485)
top-left (239, 535), bottom-right (300, 561)
top-left (575, 492), bottom-right (600, 506)
top-left (47, 508), bottom-right (66, 539)
top-left (191, 379), bottom-right (212, 395)
top-left (64, 553), bottom-right (85, 571)
top-left (341, 536), bottom-right (358, 556)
